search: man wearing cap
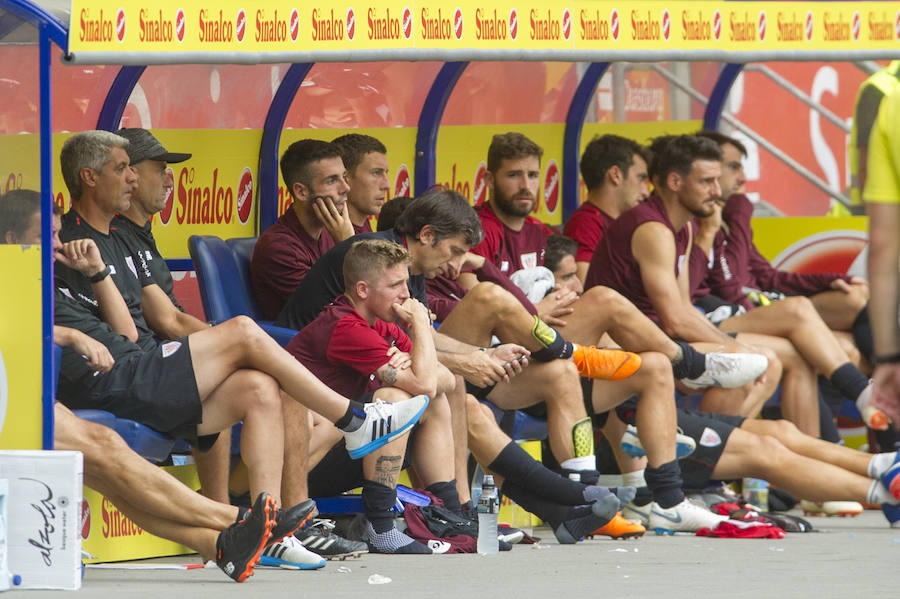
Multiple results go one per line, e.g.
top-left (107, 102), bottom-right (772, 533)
top-left (112, 128), bottom-right (208, 338)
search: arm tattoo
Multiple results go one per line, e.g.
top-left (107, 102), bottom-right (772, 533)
top-left (374, 454), bottom-right (403, 487)
top-left (380, 365), bottom-right (398, 386)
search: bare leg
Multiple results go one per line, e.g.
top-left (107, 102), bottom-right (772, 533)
top-left (712, 428), bottom-right (871, 502)
top-left (447, 376), bottom-right (472, 503)
top-left (591, 352), bottom-right (676, 467)
top-left (193, 429), bottom-right (231, 504)
top-left (187, 316), bottom-right (351, 422)
top-left (810, 287), bottom-right (868, 332)
top-left (195, 369), bottom-right (284, 505)
top-left (361, 387), bottom-right (413, 488)
top-left (741, 419), bottom-right (874, 476)
top-left (308, 411), bottom-right (343, 468)
top-left (54, 404), bottom-right (237, 531)
top-left (466, 394), bottom-right (515, 466)
top-left (486, 359), bottom-right (586, 464)
top-left (720, 296), bottom-right (855, 376)
top-left (409, 393), bottom-right (456, 486)
top-left (281, 391), bottom-right (311, 507)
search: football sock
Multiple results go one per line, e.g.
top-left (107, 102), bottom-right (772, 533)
top-left (644, 459), bottom-right (685, 509)
top-left (529, 316), bottom-right (575, 362)
top-left (671, 340), bottom-right (706, 380)
top-left (425, 480), bottom-right (462, 515)
top-left (829, 362), bottom-right (870, 402)
top-left (362, 480), bottom-right (397, 534)
top-left (868, 480), bottom-right (899, 506)
top-left (868, 452), bottom-right (898, 478)
top-left (365, 523), bottom-right (432, 554)
top-left (335, 400), bottom-right (368, 432)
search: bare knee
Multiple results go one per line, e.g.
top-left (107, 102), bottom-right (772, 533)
top-left (750, 434), bottom-right (792, 476)
top-left (241, 370), bottom-right (281, 412)
top-left (465, 395), bottom-right (500, 433)
top-left (581, 286), bottom-right (629, 316)
top-left (781, 296), bottom-right (818, 324)
top-left (636, 352), bottom-right (674, 392)
top-left (469, 282), bottom-right (518, 314)
top-left (224, 315), bottom-right (269, 351)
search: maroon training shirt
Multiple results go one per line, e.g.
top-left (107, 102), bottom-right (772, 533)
top-left (285, 295), bottom-right (412, 399)
top-left (472, 203), bottom-right (547, 275)
top-left (563, 202), bottom-right (615, 263)
top-left (251, 207), bottom-right (336, 320)
top-left (585, 195), bottom-right (691, 322)
top-left (706, 194), bottom-right (849, 309)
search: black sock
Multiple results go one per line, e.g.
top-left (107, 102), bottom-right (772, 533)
top-left (671, 340), bottom-right (706, 380)
top-left (362, 480), bottom-right (397, 533)
top-left (500, 481), bottom-right (589, 525)
top-left (530, 317), bottom-right (574, 362)
top-left (631, 486), bottom-right (653, 507)
top-left (852, 306), bottom-right (874, 364)
top-left (817, 390), bottom-right (841, 444)
top-left (489, 442), bottom-right (586, 504)
top-left (426, 480), bottom-right (462, 515)
top-left (644, 460), bottom-right (685, 509)
top-left (335, 401), bottom-right (367, 431)
top-left (829, 362), bottom-right (869, 401)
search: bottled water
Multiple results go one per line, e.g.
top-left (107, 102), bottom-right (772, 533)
top-left (476, 475), bottom-right (499, 555)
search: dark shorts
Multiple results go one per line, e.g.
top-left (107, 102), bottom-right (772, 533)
top-left (676, 408), bottom-right (745, 490)
top-left (464, 380), bottom-right (496, 402)
top-left (579, 377), bottom-right (610, 428)
top-left (87, 338), bottom-right (216, 450)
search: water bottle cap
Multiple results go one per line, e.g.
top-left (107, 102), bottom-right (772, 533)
top-left (11, 574), bottom-right (21, 586)
top-left (483, 475), bottom-right (495, 486)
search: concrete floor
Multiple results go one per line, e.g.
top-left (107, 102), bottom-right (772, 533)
top-left (10, 509), bottom-right (900, 598)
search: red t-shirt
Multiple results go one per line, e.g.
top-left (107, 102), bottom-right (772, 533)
top-left (353, 219), bottom-right (374, 235)
top-left (563, 202), bottom-right (615, 263)
top-left (585, 195), bottom-right (691, 323)
top-left (251, 207), bottom-right (336, 320)
top-left (286, 295), bottom-right (412, 399)
top-left (472, 203), bottom-right (547, 276)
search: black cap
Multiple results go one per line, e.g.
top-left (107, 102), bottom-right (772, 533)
top-left (115, 128), bottom-right (192, 165)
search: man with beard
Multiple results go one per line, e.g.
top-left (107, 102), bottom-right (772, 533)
top-left (454, 133), bottom-right (768, 532)
top-left (251, 139), bottom-right (355, 320)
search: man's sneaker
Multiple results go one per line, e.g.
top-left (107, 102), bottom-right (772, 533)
top-left (800, 500), bottom-right (863, 517)
top-left (260, 534), bottom-right (327, 570)
top-left (295, 518), bottom-right (369, 559)
top-left (621, 501), bottom-right (653, 526)
top-left (648, 499), bottom-right (728, 534)
top-left (498, 525), bottom-right (525, 544)
top-left (880, 451), bottom-right (900, 500)
top-left (881, 503), bottom-right (900, 528)
top-left (590, 512), bottom-right (646, 539)
top-left (269, 499), bottom-right (317, 544)
top-left (682, 352), bottom-right (768, 390)
top-left (572, 345), bottom-right (641, 380)
top-left (215, 492), bottom-right (276, 582)
top-left (621, 424), bottom-right (697, 459)
top-left (343, 395), bottom-right (429, 459)
top-left (857, 383), bottom-right (891, 431)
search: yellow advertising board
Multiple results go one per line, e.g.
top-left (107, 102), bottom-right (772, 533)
top-left (0, 245), bottom-right (44, 449)
top-left (67, 1), bottom-right (900, 63)
top-left (81, 465), bottom-right (200, 562)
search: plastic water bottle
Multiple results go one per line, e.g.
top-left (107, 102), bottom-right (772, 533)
top-left (476, 475), bottom-right (499, 555)
top-left (742, 477), bottom-right (769, 510)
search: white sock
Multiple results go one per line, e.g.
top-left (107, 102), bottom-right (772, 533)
top-left (622, 469), bottom-right (647, 488)
top-left (867, 480), bottom-right (898, 505)
top-left (868, 452), bottom-right (898, 478)
top-left (561, 456), bottom-right (596, 472)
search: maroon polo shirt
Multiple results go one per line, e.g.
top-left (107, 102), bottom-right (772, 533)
top-left (353, 219), bottom-right (374, 235)
top-left (472, 203), bottom-right (547, 275)
top-left (707, 194), bottom-right (850, 309)
top-left (563, 202), bottom-right (615, 263)
top-left (585, 195), bottom-right (692, 323)
top-left (286, 295), bottom-right (412, 399)
top-left (251, 206), bottom-right (336, 320)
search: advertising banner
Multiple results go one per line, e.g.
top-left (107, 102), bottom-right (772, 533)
top-left (67, 1), bottom-right (900, 63)
top-left (0, 246), bottom-right (43, 450)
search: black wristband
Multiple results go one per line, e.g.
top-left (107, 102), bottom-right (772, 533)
top-left (875, 352), bottom-right (900, 365)
top-left (88, 265), bottom-right (111, 283)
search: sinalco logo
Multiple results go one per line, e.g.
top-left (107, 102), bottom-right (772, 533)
top-left (662, 9), bottom-right (670, 41)
top-left (805, 11), bottom-right (814, 41)
top-left (393, 164), bottom-right (411, 198)
top-left (116, 7), bottom-right (126, 42)
top-left (290, 8), bottom-right (300, 41)
top-left (713, 9), bottom-right (721, 40)
top-left (347, 7), bottom-right (356, 40)
top-left (611, 9), bottom-right (620, 40)
top-left (758, 10), bottom-right (767, 41)
top-left (509, 8), bottom-right (518, 40)
top-left (237, 167), bottom-right (254, 225)
top-left (562, 8), bottom-right (571, 39)
top-left (473, 161), bottom-right (488, 206)
top-left (402, 7), bottom-right (412, 38)
top-left (176, 8), bottom-right (185, 42)
top-left (454, 7), bottom-right (463, 39)
top-left (159, 167), bottom-right (175, 225)
top-left (81, 499), bottom-right (92, 540)
top-left (236, 8), bottom-right (247, 42)
top-left (852, 11), bottom-right (861, 41)
top-left (543, 159), bottom-right (560, 213)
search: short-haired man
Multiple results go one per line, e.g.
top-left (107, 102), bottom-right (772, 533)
top-left (563, 134), bottom-right (650, 282)
top-left (542, 222), bottom-right (900, 526)
top-left (52, 131), bottom-right (428, 543)
top-left (545, 235), bottom-right (583, 296)
top-left (0, 188), bottom-right (320, 581)
top-left (588, 134), bottom-right (880, 436)
top-left (332, 133), bottom-right (391, 234)
top-left (456, 132), bottom-right (767, 532)
top-left (251, 139), bottom-right (355, 320)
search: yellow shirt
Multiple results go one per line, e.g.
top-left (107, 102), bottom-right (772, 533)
top-left (864, 85), bottom-right (900, 205)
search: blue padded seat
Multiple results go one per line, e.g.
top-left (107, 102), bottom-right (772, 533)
top-left (187, 235), bottom-right (297, 347)
top-left (72, 409), bottom-right (176, 463)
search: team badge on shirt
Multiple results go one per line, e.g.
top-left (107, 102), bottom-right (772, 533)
top-left (161, 341), bottom-right (182, 358)
top-left (520, 252), bottom-right (538, 270)
top-left (699, 426), bottom-right (722, 448)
